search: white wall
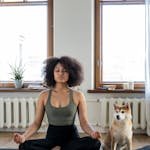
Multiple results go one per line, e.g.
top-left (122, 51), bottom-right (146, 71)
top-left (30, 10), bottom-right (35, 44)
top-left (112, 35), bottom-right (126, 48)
top-left (54, 0), bottom-right (95, 94)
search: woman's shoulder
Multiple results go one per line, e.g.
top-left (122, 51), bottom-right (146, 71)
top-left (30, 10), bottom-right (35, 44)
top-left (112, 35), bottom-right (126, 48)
top-left (71, 88), bottom-right (81, 94)
top-left (40, 88), bottom-right (50, 95)
top-left (71, 88), bottom-right (84, 99)
top-left (38, 89), bottom-right (50, 103)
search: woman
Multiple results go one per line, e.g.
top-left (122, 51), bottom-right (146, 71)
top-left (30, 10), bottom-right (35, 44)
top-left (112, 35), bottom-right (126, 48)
top-left (13, 56), bottom-right (101, 150)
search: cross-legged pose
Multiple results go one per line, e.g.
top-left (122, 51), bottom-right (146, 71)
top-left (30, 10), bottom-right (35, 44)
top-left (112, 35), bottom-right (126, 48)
top-left (13, 56), bottom-right (101, 150)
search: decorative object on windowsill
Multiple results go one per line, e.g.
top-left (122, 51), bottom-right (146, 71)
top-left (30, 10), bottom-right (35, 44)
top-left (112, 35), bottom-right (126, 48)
top-left (123, 81), bottom-right (134, 90)
top-left (9, 61), bottom-right (25, 89)
top-left (103, 84), bottom-right (116, 90)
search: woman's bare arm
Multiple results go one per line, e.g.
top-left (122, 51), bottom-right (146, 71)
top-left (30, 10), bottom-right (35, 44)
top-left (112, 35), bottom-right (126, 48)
top-left (14, 91), bottom-right (48, 143)
top-left (76, 91), bottom-right (101, 139)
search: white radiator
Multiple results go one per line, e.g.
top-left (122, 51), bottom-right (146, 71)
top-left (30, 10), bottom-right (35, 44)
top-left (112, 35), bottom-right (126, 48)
top-left (0, 97), bottom-right (38, 129)
top-left (99, 98), bottom-right (146, 130)
top-left (0, 97), bottom-right (147, 132)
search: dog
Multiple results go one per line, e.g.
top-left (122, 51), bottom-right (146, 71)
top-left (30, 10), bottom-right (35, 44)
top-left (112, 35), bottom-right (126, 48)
top-left (100, 102), bottom-right (133, 150)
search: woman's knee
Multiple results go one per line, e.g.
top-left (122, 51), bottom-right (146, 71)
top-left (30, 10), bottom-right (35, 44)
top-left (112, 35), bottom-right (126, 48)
top-left (85, 136), bottom-right (101, 150)
top-left (18, 140), bottom-right (38, 150)
top-left (93, 139), bottom-right (101, 149)
top-left (19, 141), bottom-right (30, 150)
top-left (19, 143), bottom-right (24, 150)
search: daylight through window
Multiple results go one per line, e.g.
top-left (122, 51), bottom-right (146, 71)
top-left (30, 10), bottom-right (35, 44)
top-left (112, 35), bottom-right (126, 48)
top-left (95, 0), bottom-right (145, 88)
top-left (0, 2), bottom-right (47, 82)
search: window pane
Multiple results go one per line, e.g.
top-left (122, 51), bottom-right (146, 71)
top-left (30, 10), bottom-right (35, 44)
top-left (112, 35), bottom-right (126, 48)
top-left (0, 5), bottom-right (47, 81)
top-left (102, 4), bottom-right (145, 82)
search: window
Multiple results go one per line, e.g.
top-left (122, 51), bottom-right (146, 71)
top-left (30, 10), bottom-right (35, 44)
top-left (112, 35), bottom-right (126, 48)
top-left (95, 0), bottom-right (145, 89)
top-left (0, 0), bottom-right (53, 84)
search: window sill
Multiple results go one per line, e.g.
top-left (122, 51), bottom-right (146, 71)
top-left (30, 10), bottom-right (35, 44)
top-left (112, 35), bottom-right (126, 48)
top-left (87, 89), bottom-right (145, 93)
top-left (0, 87), bottom-right (46, 92)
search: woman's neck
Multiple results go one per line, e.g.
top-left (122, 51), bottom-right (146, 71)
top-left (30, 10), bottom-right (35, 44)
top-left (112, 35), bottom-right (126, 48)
top-left (53, 83), bottom-right (69, 92)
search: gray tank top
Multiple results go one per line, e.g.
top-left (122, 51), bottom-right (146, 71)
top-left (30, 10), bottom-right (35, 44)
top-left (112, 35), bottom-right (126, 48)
top-left (45, 89), bottom-right (77, 126)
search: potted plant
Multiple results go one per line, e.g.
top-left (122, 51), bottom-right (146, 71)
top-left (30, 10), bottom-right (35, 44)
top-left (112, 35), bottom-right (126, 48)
top-left (9, 62), bottom-right (25, 88)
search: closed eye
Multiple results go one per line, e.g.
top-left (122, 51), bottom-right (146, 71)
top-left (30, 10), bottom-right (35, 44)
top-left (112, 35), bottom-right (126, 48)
top-left (62, 70), bottom-right (68, 73)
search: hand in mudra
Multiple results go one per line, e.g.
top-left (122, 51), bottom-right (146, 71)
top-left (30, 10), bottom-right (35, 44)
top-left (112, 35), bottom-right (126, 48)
top-left (91, 131), bottom-right (101, 139)
top-left (13, 133), bottom-right (25, 144)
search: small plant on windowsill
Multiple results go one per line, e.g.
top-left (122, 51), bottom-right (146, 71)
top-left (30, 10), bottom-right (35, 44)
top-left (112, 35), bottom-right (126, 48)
top-left (9, 61), bottom-right (25, 89)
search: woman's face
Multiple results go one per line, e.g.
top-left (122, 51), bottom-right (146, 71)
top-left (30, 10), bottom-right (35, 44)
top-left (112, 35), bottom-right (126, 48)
top-left (54, 63), bottom-right (69, 84)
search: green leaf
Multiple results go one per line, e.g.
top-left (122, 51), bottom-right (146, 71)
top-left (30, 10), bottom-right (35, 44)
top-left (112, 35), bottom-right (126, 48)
top-left (9, 61), bottom-right (25, 80)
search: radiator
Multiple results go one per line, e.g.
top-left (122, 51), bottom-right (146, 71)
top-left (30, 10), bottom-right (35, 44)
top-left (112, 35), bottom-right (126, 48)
top-left (0, 97), bottom-right (38, 129)
top-left (99, 98), bottom-right (146, 130)
top-left (0, 97), bottom-right (147, 132)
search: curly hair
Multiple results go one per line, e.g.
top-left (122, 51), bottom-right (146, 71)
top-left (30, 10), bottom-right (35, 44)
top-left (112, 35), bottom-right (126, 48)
top-left (43, 56), bottom-right (84, 87)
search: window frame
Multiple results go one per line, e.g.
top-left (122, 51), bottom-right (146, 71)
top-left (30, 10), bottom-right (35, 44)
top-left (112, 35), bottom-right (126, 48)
top-left (94, 0), bottom-right (145, 90)
top-left (0, 0), bottom-right (53, 88)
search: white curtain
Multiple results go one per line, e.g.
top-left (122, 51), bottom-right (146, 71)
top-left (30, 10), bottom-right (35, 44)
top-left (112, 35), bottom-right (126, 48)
top-left (145, 0), bottom-right (150, 136)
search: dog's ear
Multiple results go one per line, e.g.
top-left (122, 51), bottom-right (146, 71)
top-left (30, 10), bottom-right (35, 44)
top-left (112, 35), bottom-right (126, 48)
top-left (113, 102), bottom-right (118, 109)
top-left (126, 102), bottom-right (131, 110)
top-left (122, 101), bottom-right (126, 105)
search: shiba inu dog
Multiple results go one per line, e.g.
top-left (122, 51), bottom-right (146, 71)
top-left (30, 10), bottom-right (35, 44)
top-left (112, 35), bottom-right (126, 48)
top-left (100, 102), bottom-right (133, 150)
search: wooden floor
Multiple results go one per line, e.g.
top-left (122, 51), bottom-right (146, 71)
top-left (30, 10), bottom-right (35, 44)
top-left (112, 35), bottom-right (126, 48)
top-left (0, 132), bottom-right (149, 149)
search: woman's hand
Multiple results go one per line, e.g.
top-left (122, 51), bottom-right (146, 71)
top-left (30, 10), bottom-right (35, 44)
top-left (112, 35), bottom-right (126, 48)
top-left (90, 131), bottom-right (101, 139)
top-left (13, 133), bottom-right (25, 144)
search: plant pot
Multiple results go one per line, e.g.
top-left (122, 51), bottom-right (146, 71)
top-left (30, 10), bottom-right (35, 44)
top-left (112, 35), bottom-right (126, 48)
top-left (14, 80), bottom-right (23, 88)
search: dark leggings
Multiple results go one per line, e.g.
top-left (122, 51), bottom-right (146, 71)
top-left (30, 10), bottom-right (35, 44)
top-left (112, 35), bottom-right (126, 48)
top-left (19, 124), bottom-right (101, 150)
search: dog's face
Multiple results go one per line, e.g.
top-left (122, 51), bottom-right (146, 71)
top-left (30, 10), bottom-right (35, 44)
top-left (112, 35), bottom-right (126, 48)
top-left (113, 102), bottom-right (132, 121)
